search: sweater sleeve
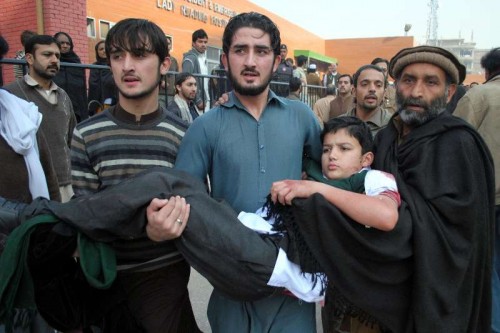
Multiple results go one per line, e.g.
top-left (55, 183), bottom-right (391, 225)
top-left (71, 127), bottom-right (101, 196)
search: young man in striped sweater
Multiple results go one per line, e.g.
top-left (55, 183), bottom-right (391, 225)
top-left (70, 18), bottom-right (200, 333)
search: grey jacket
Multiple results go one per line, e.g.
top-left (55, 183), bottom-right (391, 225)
top-left (182, 48), bottom-right (205, 106)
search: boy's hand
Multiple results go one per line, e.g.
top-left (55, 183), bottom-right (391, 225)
top-left (271, 180), bottom-right (317, 205)
top-left (146, 196), bottom-right (190, 242)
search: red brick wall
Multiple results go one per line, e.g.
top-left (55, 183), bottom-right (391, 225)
top-left (1, 0), bottom-right (88, 85)
top-left (0, 0), bottom-right (38, 84)
top-left (43, 0), bottom-right (88, 64)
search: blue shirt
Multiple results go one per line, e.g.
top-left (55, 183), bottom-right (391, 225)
top-left (175, 90), bottom-right (322, 213)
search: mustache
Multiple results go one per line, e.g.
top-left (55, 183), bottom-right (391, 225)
top-left (240, 67), bottom-right (259, 75)
top-left (400, 97), bottom-right (429, 108)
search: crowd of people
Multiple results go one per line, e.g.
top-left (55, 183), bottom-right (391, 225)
top-left (0, 10), bottom-right (499, 333)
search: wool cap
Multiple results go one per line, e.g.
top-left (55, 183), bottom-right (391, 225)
top-left (309, 63), bottom-right (317, 70)
top-left (280, 44), bottom-right (287, 50)
top-left (389, 45), bottom-right (466, 84)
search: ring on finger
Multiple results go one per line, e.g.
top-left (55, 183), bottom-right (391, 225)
top-left (176, 218), bottom-right (183, 225)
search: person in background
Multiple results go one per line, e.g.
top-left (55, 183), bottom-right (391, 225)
top-left (329, 74), bottom-right (354, 119)
top-left (166, 72), bottom-right (200, 124)
top-left (286, 76), bottom-right (302, 101)
top-left (322, 62), bottom-right (340, 87)
top-left (53, 31), bottom-right (88, 122)
top-left (371, 57), bottom-right (396, 113)
top-left (454, 46), bottom-right (500, 333)
top-left (182, 29), bottom-right (209, 112)
top-left (341, 65), bottom-right (392, 137)
top-left (0, 33), bottom-right (59, 333)
top-left (313, 85), bottom-right (336, 127)
top-left (14, 30), bottom-right (37, 79)
top-left (87, 40), bottom-right (116, 116)
top-left (3, 34), bottom-right (76, 203)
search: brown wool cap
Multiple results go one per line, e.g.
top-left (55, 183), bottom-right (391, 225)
top-left (389, 45), bottom-right (466, 84)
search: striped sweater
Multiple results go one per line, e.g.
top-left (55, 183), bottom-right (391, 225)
top-left (71, 105), bottom-right (188, 272)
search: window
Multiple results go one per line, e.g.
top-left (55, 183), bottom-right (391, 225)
top-left (207, 46), bottom-right (222, 73)
top-left (87, 18), bottom-right (96, 38)
top-left (99, 20), bottom-right (113, 40)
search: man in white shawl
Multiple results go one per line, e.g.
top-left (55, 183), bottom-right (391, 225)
top-left (166, 72), bottom-right (200, 124)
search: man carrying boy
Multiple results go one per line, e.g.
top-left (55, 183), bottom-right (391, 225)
top-left (269, 45), bottom-right (494, 333)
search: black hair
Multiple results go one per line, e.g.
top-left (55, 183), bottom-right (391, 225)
top-left (175, 72), bottom-right (195, 87)
top-left (289, 76), bottom-right (302, 92)
top-left (0, 35), bottom-right (8, 60)
top-left (296, 55), bottom-right (307, 67)
top-left (192, 29), bottom-right (208, 43)
top-left (54, 31), bottom-right (74, 51)
top-left (20, 30), bottom-right (37, 47)
top-left (371, 57), bottom-right (389, 67)
top-left (223, 12), bottom-right (281, 56)
top-left (481, 47), bottom-right (500, 77)
top-left (325, 85), bottom-right (336, 95)
top-left (25, 35), bottom-right (59, 55)
top-left (353, 64), bottom-right (387, 88)
top-left (337, 74), bottom-right (353, 85)
top-left (105, 18), bottom-right (169, 62)
top-left (321, 116), bottom-right (373, 154)
top-left (94, 40), bottom-right (106, 61)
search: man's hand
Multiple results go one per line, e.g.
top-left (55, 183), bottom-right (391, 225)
top-left (146, 196), bottom-right (190, 242)
top-left (213, 93), bottom-right (229, 107)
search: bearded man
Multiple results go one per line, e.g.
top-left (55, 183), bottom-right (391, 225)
top-left (286, 45), bottom-right (494, 333)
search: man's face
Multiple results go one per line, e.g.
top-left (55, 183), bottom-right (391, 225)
top-left (329, 63), bottom-right (337, 73)
top-left (27, 43), bottom-right (60, 80)
top-left (321, 129), bottom-right (372, 180)
top-left (109, 43), bottom-right (170, 101)
top-left (193, 37), bottom-right (208, 54)
top-left (55, 34), bottom-right (71, 54)
top-left (280, 47), bottom-right (287, 59)
top-left (396, 63), bottom-right (456, 127)
top-left (373, 61), bottom-right (388, 76)
top-left (354, 68), bottom-right (385, 112)
top-left (222, 27), bottom-right (279, 97)
top-left (177, 76), bottom-right (197, 101)
top-left (337, 76), bottom-right (352, 95)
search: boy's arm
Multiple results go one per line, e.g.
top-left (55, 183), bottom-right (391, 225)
top-left (271, 179), bottom-right (399, 231)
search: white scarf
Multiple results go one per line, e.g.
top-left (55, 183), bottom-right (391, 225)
top-left (174, 94), bottom-right (194, 124)
top-left (0, 89), bottom-right (50, 199)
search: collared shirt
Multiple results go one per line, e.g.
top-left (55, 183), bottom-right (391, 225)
top-left (342, 106), bottom-right (392, 137)
top-left (23, 74), bottom-right (59, 104)
top-left (175, 90), bottom-right (322, 213)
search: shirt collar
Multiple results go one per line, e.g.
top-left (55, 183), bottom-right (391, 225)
top-left (347, 107), bottom-right (387, 127)
top-left (24, 74), bottom-right (58, 91)
top-left (110, 103), bottom-right (162, 125)
top-left (221, 90), bottom-right (286, 111)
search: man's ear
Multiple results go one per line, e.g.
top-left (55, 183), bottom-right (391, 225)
top-left (221, 53), bottom-right (228, 70)
top-left (160, 56), bottom-right (171, 75)
top-left (273, 55), bottom-right (281, 72)
top-left (25, 53), bottom-right (34, 66)
top-left (446, 84), bottom-right (457, 104)
top-left (361, 151), bottom-right (374, 168)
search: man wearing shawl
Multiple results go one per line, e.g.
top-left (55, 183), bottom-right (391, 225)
top-left (285, 46), bottom-right (494, 332)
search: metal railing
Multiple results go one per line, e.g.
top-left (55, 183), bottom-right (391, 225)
top-left (1, 59), bottom-right (328, 112)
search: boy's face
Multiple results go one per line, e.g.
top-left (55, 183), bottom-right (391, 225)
top-left (321, 129), bottom-right (373, 180)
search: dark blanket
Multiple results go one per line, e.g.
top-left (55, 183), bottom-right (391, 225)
top-left (21, 168), bottom-right (279, 301)
top-left (288, 112), bottom-right (495, 332)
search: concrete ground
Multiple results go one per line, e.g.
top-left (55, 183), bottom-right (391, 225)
top-left (188, 269), bottom-right (323, 333)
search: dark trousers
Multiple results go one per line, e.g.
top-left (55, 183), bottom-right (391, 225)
top-left (118, 261), bottom-right (201, 333)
